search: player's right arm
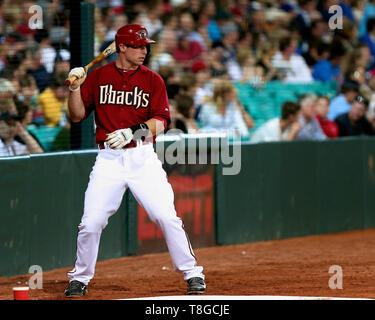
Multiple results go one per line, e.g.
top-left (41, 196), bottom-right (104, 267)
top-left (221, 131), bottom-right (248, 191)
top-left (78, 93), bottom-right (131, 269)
top-left (67, 67), bottom-right (87, 122)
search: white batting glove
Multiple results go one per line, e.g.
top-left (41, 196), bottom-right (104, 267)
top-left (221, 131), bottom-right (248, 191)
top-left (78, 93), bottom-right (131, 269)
top-left (105, 128), bottom-right (134, 149)
top-left (68, 67), bottom-right (85, 79)
top-left (68, 67), bottom-right (86, 90)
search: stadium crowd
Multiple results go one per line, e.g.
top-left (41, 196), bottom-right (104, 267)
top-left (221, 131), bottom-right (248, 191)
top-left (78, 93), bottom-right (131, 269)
top-left (1, 0), bottom-right (375, 156)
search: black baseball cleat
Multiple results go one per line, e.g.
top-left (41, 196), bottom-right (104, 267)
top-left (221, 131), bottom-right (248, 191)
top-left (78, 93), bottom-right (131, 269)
top-left (187, 277), bottom-right (206, 294)
top-left (64, 280), bottom-right (88, 297)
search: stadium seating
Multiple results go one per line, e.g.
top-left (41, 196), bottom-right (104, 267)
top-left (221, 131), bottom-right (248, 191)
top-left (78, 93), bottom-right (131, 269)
top-left (234, 81), bottom-right (338, 135)
top-left (27, 125), bottom-right (62, 152)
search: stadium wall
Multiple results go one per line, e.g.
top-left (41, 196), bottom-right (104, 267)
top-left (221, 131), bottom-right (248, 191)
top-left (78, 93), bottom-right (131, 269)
top-left (1, 137), bottom-right (375, 277)
top-left (0, 151), bottom-right (137, 277)
top-left (216, 137), bottom-right (375, 245)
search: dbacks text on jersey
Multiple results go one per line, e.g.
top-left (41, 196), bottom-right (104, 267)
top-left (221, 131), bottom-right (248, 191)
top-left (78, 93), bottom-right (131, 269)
top-left (99, 84), bottom-right (150, 109)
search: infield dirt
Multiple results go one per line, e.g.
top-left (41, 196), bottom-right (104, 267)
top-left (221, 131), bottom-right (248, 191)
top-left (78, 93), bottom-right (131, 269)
top-left (0, 229), bottom-right (374, 300)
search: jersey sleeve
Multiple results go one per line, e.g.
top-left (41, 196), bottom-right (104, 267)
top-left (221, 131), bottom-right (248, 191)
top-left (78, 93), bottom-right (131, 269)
top-left (149, 73), bottom-right (171, 130)
top-left (79, 68), bottom-right (97, 119)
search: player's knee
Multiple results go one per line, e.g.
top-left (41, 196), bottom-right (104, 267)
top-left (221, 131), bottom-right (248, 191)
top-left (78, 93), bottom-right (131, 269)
top-left (80, 217), bottom-right (108, 233)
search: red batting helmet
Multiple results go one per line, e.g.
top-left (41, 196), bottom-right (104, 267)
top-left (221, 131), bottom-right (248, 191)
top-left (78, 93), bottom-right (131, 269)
top-left (115, 24), bottom-right (155, 49)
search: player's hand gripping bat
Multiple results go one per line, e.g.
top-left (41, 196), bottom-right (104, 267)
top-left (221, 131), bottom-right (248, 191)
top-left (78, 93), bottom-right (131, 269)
top-left (65, 41), bottom-right (117, 86)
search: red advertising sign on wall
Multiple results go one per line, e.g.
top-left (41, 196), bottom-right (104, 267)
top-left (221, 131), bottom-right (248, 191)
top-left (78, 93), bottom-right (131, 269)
top-left (137, 166), bottom-right (215, 254)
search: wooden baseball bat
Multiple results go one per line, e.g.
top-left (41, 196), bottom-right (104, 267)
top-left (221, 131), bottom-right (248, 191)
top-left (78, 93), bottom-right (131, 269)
top-left (65, 41), bottom-right (117, 86)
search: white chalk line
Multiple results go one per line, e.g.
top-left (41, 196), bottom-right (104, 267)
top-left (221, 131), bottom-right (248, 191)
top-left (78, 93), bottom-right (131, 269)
top-left (119, 295), bottom-right (373, 300)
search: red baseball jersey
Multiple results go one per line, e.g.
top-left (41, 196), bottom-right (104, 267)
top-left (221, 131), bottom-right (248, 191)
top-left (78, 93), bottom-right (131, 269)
top-left (80, 61), bottom-right (170, 145)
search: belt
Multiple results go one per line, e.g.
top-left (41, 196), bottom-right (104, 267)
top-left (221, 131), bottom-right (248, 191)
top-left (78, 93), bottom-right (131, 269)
top-left (98, 140), bottom-right (150, 150)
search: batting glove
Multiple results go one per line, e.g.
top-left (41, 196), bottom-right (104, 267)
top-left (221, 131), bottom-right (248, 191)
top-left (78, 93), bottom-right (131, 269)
top-left (68, 67), bottom-right (86, 90)
top-left (105, 128), bottom-right (134, 149)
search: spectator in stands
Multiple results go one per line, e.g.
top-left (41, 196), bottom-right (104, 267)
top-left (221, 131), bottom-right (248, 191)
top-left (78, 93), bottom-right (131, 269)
top-left (266, 7), bottom-right (291, 34)
top-left (221, 21), bottom-right (241, 81)
top-left (359, 17), bottom-right (375, 64)
top-left (345, 66), bottom-right (369, 95)
top-left (150, 29), bottom-right (178, 74)
top-left (0, 96), bottom-right (17, 116)
top-left (358, 43), bottom-right (372, 71)
top-left (248, 5), bottom-right (268, 36)
top-left (317, 0), bottom-right (338, 23)
top-left (174, 94), bottom-right (200, 134)
top-left (237, 47), bottom-right (264, 87)
top-left (37, 72), bottom-right (69, 128)
top-left (14, 1), bottom-right (38, 40)
top-left (335, 95), bottom-right (375, 136)
top-left (18, 75), bottom-right (44, 125)
top-left (13, 96), bottom-right (44, 151)
top-left (256, 40), bottom-right (280, 81)
top-left (198, 80), bottom-right (252, 139)
top-left (251, 101), bottom-right (302, 143)
top-left (230, 0), bottom-right (252, 24)
top-left (197, 22), bottom-right (212, 52)
top-left (292, 0), bottom-right (317, 39)
top-left (103, 14), bottom-right (128, 44)
top-left (178, 72), bottom-right (197, 98)
top-left (339, 0), bottom-right (355, 22)
top-left (302, 39), bottom-right (330, 69)
top-left (97, 13), bottom-right (127, 62)
top-left (272, 36), bottom-right (313, 83)
top-left (297, 94), bottom-right (327, 140)
top-left (342, 44), bottom-right (371, 77)
top-left (359, 0), bottom-right (375, 37)
top-left (312, 40), bottom-right (346, 82)
top-left (308, 18), bottom-right (329, 42)
top-left (279, 0), bottom-right (298, 13)
top-left (167, 99), bottom-right (178, 131)
top-left (0, 78), bottom-right (15, 102)
top-left (333, 19), bottom-right (358, 52)
top-left (237, 28), bottom-right (253, 50)
top-left (207, 7), bottom-right (231, 43)
top-left (34, 28), bottom-right (58, 75)
top-left (315, 95), bottom-right (339, 138)
top-left (250, 28), bottom-right (270, 57)
top-left (17, 75), bottom-right (38, 106)
top-left (49, 10), bottom-right (70, 53)
top-left (197, 0), bottom-right (216, 26)
top-left (207, 41), bottom-right (229, 79)
top-left (0, 110), bottom-right (43, 156)
top-left (191, 60), bottom-right (213, 110)
top-left (136, 0), bottom-right (164, 37)
top-left (366, 76), bottom-right (375, 130)
top-left (158, 65), bottom-right (180, 100)
top-left (172, 32), bottom-right (204, 71)
top-left (26, 49), bottom-right (51, 93)
top-left (328, 80), bottom-right (360, 120)
top-left (178, 11), bottom-right (207, 50)
top-left (53, 53), bottom-right (71, 75)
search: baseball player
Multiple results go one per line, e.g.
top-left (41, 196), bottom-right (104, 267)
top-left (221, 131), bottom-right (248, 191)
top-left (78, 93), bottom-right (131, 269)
top-left (64, 24), bottom-right (206, 297)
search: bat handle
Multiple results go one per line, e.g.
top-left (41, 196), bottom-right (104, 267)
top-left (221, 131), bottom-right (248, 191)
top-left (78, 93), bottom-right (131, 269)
top-left (65, 75), bottom-right (78, 86)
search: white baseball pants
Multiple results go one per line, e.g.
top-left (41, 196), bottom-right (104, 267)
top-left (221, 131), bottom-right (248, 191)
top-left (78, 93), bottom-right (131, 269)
top-left (67, 143), bottom-right (204, 285)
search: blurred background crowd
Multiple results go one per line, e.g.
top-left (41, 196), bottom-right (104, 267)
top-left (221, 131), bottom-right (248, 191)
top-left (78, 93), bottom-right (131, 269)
top-left (1, 0), bottom-right (375, 156)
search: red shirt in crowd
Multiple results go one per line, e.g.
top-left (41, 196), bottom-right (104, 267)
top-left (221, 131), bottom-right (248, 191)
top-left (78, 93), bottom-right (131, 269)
top-left (172, 40), bottom-right (204, 64)
top-left (316, 115), bottom-right (339, 138)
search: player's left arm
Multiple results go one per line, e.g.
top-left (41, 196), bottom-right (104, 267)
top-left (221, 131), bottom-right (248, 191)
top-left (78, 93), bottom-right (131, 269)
top-left (144, 118), bottom-right (166, 137)
top-left (105, 118), bottom-right (166, 150)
